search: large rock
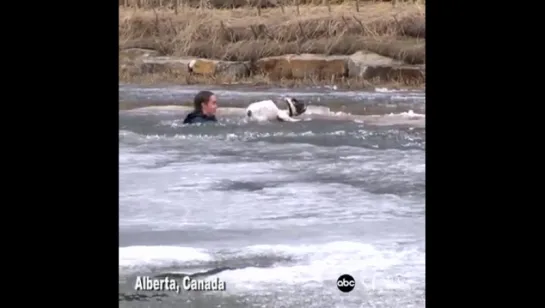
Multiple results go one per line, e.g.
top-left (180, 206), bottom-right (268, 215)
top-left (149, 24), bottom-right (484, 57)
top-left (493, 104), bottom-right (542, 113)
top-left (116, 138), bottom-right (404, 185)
top-left (347, 51), bottom-right (402, 78)
top-left (347, 50), bottom-right (424, 83)
top-left (120, 49), bottom-right (163, 76)
top-left (361, 65), bottom-right (425, 83)
top-left (139, 57), bottom-right (196, 75)
top-left (119, 50), bottom-right (425, 83)
top-left (120, 48), bottom-right (160, 64)
top-left (254, 54), bottom-right (348, 80)
top-left (189, 59), bottom-right (251, 78)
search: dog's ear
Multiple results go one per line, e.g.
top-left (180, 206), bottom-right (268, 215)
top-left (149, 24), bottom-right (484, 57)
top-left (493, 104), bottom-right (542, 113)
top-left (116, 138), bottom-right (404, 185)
top-left (284, 98), bottom-right (296, 117)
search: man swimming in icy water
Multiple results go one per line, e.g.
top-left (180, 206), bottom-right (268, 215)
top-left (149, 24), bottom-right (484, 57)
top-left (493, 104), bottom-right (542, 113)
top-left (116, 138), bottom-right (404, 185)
top-left (183, 90), bottom-right (218, 124)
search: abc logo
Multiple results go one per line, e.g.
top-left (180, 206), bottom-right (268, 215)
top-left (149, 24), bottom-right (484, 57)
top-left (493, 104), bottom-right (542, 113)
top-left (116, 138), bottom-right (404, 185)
top-left (336, 274), bottom-right (355, 293)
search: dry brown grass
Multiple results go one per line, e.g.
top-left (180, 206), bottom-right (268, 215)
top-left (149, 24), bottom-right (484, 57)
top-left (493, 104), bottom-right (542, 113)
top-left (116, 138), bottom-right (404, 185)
top-left (119, 2), bottom-right (425, 64)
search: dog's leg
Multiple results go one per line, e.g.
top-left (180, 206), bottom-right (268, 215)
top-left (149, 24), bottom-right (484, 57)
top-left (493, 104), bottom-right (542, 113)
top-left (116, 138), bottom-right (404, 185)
top-left (285, 117), bottom-right (301, 122)
top-left (277, 111), bottom-right (300, 122)
top-left (277, 116), bottom-right (301, 122)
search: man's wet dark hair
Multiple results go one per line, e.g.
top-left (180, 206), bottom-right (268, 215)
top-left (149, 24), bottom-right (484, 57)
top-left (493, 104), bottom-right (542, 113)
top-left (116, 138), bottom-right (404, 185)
top-left (194, 91), bottom-right (215, 112)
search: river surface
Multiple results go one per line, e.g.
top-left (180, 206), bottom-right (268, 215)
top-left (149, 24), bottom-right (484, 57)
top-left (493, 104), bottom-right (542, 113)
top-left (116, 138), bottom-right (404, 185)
top-left (119, 84), bottom-right (426, 308)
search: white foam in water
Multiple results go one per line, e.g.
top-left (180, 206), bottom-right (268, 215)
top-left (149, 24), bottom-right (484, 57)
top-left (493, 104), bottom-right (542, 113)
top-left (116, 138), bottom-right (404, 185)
top-left (121, 105), bottom-right (425, 128)
top-left (118, 241), bottom-right (424, 293)
top-left (388, 110), bottom-right (425, 118)
top-left (304, 105), bottom-right (350, 116)
top-left (119, 246), bottom-right (213, 270)
top-left (376, 88), bottom-right (402, 93)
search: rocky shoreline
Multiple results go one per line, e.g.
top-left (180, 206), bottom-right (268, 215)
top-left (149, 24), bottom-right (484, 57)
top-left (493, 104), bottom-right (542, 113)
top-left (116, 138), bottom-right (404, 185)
top-left (119, 3), bottom-right (425, 88)
top-left (120, 48), bottom-right (425, 87)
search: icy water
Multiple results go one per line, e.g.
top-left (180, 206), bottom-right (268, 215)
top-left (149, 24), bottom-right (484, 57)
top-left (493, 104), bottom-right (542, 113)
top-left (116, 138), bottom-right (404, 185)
top-left (119, 85), bottom-right (425, 308)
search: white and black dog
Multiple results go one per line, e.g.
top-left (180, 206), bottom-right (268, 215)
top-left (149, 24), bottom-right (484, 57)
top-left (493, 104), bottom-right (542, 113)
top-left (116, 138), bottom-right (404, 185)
top-left (245, 97), bottom-right (307, 122)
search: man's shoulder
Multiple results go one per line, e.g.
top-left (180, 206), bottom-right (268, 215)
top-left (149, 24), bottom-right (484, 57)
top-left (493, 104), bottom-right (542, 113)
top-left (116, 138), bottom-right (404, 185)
top-left (183, 111), bottom-right (217, 124)
top-left (183, 111), bottom-right (200, 124)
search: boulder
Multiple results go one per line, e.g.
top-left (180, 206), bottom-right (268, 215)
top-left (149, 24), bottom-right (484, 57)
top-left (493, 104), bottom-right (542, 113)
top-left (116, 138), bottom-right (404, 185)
top-left (139, 57), bottom-right (196, 76)
top-left (216, 61), bottom-right (252, 78)
top-left (254, 54), bottom-right (348, 80)
top-left (188, 59), bottom-right (215, 76)
top-left (119, 48), bottom-right (160, 64)
top-left (120, 49), bottom-right (161, 76)
top-left (120, 63), bottom-right (143, 76)
top-left (347, 51), bottom-right (402, 78)
top-left (361, 65), bottom-right (425, 83)
top-left (189, 59), bottom-right (251, 78)
top-left (346, 50), bottom-right (424, 83)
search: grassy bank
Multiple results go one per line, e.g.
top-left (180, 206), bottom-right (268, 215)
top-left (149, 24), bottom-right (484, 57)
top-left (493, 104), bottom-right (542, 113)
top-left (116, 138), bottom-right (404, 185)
top-left (119, 2), bottom-right (426, 88)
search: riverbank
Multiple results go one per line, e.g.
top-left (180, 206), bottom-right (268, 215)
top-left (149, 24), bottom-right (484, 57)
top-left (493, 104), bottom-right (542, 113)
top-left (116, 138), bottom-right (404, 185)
top-left (119, 2), bottom-right (425, 89)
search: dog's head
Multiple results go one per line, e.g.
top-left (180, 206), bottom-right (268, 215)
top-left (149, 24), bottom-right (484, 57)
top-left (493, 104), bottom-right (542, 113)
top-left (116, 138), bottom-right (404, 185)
top-left (284, 97), bottom-right (307, 117)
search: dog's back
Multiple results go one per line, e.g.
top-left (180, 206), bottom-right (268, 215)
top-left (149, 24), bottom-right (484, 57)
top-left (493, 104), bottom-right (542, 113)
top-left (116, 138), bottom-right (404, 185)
top-left (246, 97), bottom-right (307, 122)
top-left (246, 100), bottom-right (281, 121)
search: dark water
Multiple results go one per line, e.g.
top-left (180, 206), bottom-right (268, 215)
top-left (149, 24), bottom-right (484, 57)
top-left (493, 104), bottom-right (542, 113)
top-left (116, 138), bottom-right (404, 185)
top-left (119, 85), bottom-right (425, 308)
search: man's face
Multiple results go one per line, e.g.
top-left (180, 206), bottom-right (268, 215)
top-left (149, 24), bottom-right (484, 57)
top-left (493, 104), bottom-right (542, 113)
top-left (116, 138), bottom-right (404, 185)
top-left (202, 95), bottom-right (218, 115)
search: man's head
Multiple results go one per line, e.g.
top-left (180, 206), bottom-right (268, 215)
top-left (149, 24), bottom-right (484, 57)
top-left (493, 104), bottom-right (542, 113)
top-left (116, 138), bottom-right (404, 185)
top-left (194, 91), bottom-right (217, 116)
top-left (284, 97), bottom-right (307, 117)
